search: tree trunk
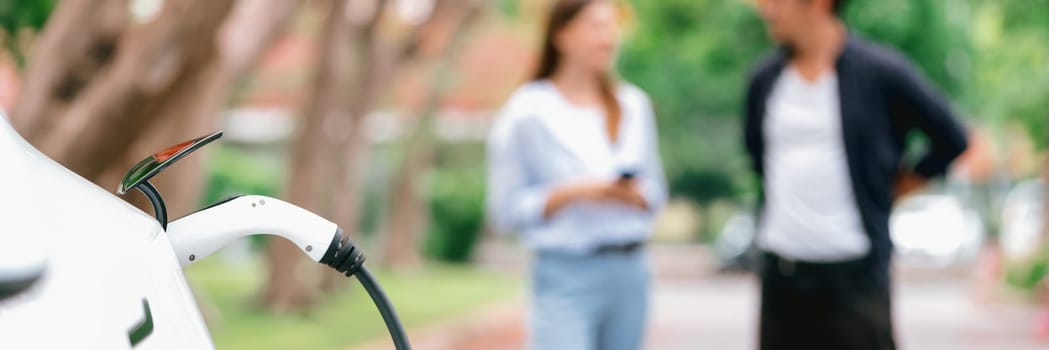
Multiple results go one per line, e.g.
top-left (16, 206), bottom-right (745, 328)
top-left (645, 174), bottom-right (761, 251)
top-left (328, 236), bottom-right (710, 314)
top-left (325, 0), bottom-right (481, 241)
top-left (12, 0), bottom-right (128, 139)
top-left (379, 120), bottom-right (434, 267)
top-left (378, 1), bottom-right (481, 268)
top-left (322, 0), bottom-right (390, 232)
top-left (281, 0), bottom-right (483, 291)
top-left (297, 0), bottom-right (434, 295)
top-left (34, 0), bottom-right (236, 181)
top-left (317, 0), bottom-right (450, 288)
top-left (263, 0), bottom-right (354, 311)
top-left (14, 0), bottom-right (236, 198)
top-left (15, 0), bottom-right (300, 217)
top-left (118, 0), bottom-right (305, 217)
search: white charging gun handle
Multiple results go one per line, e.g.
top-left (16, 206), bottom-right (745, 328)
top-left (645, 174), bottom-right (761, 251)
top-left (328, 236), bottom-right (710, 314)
top-left (167, 195), bottom-right (404, 349)
top-left (165, 195), bottom-right (338, 266)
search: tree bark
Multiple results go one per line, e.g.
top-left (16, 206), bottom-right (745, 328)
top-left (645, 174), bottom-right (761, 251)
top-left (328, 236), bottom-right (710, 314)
top-left (322, 0), bottom-right (390, 231)
top-left (12, 0), bottom-right (128, 139)
top-left (317, 0), bottom-right (445, 292)
top-left (14, 0), bottom-right (237, 194)
top-left (325, 0), bottom-right (481, 240)
top-left (33, 0), bottom-right (236, 181)
top-left (119, 0), bottom-right (306, 217)
top-left (379, 117), bottom-right (434, 268)
top-left (263, 0), bottom-right (354, 311)
top-left (316, 0), bottom-right (447, 288)
top-left (15, 0), bottom-right (300, 218)
top-left (277, 0), bottom-right (482, 293)
top-left (378, 0), bottom-right (481, 267)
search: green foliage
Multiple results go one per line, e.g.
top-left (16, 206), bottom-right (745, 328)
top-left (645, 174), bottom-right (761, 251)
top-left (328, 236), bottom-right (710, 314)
top-left (964, 0), bottom-right (1049, 149)
top-left (670, 167), bottom-right (737, 206)
top-left (620, 0), bottom-right (1046, 212)
top-left (0, 0), bottom-right (56, 66)
top-left (0, 0), bottom-right (53, 32)
top-left (844, 0), bottom-right (971, 96)
top-left (203, 145), bottom-right (286, 248)
top-left (494, 0), bottom-right (520, 18)
top-left (1005, 244), bottom-right (1049, 291)
top-left (619, 0), bottom-right (768, 207)
top-left (203, 145), bottom-right (286, 204)
top-left (424, 165), bottom-right (486, 263)
top-left (619, 0), bottom-right (970, 207)
top-left (620, 0), bottom-right (769, 119)
top-left (618, 0), bottom-right (1046, 281)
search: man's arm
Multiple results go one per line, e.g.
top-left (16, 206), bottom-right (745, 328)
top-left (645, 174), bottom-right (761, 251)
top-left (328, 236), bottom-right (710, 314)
top-left (743, 68), bottom-right (767, 177)
top-left (886, 56), bottom-right (969, 196)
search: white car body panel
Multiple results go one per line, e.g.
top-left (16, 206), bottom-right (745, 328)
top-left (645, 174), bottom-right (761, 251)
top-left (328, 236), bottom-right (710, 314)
top-left (1000, 180), bottom-right (1046, 259)
top-left (0, 117), bottom-right (214, 349)
top-left (890, 195), bottom-right (985, 268)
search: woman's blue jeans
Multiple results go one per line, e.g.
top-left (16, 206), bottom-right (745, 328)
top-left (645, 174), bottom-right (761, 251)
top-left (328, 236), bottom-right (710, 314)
top-left (530, 249), bottom-right (650, 350)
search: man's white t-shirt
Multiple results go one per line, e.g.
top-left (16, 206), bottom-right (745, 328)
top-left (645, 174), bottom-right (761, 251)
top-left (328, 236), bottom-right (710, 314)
top-left (758, 67), bottom-right (871, 262)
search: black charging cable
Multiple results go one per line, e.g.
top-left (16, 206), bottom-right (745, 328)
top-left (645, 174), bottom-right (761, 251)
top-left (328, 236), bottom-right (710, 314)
top-left (319, 229), bottom-right (411, 350)
top-left (134, 181), bottom-right (168, 230)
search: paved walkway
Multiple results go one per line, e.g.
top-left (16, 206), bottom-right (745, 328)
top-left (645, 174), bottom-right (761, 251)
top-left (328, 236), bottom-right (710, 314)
top-left (648, 276), bottom-right (1046, 350)
top-left (355, 244), bottom-right (1048, 349)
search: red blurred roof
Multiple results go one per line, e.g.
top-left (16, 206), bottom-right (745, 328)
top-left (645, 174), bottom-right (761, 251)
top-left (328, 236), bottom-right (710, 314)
top-left (241, 17), bottom-right (535, 117)
top-left (239, 32), bottom-right (316, 108)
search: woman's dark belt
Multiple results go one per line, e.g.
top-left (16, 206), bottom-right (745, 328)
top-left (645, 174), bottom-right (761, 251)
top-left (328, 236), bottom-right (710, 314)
top-left (594, 241), bottom-right (645, 255)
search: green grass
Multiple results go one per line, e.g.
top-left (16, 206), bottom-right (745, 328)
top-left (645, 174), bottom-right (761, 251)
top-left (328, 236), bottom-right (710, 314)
top-left (184, 258), bottom-right (520, 350)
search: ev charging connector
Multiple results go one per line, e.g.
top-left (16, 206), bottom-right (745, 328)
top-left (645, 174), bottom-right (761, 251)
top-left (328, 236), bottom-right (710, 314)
top-left (117, 131), bottom-right (412, 350)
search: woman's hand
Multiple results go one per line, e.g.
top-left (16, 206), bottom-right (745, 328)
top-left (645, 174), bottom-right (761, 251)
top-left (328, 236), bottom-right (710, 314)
top-left (543, 179), bottom-right (648, 219)
top-left (606, 178), bottom-right (649, 210)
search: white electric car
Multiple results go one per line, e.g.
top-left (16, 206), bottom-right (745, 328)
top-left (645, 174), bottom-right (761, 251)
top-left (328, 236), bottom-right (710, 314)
top-left (0, 115), bottom-right (409, 349)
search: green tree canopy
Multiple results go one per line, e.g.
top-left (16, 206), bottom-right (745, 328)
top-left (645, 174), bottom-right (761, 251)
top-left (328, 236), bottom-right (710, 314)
top-left (619, 0), bottom-right (1046, 207)
top-left (0, 0), bottom-right (56, 66)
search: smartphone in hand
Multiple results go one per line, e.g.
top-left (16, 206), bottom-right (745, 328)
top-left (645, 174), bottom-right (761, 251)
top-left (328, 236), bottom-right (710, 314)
top-left (617, 170), bottom-right (637, 185)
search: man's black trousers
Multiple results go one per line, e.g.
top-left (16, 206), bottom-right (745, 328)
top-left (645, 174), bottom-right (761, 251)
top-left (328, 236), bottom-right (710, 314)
top-left (759, 253), bottom-right (896, 350)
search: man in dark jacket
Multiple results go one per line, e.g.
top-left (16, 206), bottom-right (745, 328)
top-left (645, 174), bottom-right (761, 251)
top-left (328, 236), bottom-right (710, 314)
top-left (743, 0), bottom-right (969, 349)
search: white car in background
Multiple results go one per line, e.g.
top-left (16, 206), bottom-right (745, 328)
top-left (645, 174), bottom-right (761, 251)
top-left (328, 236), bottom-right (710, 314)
top-left (1000, 180), bottom-right (1046, 260)
top-left (713, 213), bottom-right (758, 272)
top-left (891, 194), bottom-right (986, 268)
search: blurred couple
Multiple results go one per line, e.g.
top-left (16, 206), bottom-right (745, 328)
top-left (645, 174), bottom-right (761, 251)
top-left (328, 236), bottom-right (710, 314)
top-left (486, 0), bottom-right (968, 349)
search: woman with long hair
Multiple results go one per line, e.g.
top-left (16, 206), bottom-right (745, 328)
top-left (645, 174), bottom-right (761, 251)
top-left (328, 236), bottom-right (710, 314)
top-left (486, 1), bottom-right (666, 348)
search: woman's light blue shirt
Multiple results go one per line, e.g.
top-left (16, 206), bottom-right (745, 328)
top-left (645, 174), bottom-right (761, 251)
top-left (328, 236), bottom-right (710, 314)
top-left (486, 80), bottom-right (667, 254)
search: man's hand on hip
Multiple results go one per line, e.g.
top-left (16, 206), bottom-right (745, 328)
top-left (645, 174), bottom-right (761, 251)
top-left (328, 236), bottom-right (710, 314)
top-left (894, 171), bottom-right (928, 200)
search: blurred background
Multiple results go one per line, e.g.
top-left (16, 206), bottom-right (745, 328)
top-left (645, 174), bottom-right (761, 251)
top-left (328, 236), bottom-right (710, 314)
top-left (1, 0), bottom-right (1046, 348)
